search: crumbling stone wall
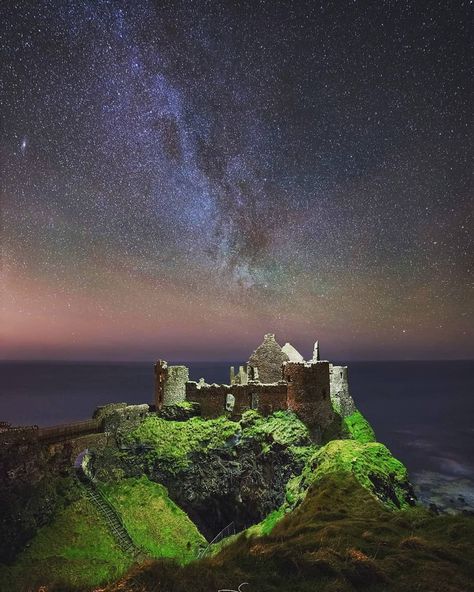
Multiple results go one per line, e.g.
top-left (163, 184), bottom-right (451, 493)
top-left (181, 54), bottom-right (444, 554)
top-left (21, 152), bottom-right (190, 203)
top-left (230, 365), bottom-right (249, 385)
top-left (154, 361), bottom-right (189, 408)
top-left (165, 365), bottom-right (189, 404)
top-left (285, 361), bottom-right (335, 440)
top-left (329, 365), bottom-right (355, 417)
top-left (248, 333), bottom-right (289, 383)
top-left (154, 361), bottom-right (168, 410)
top-left (186, 382), bottom-right (288, 419)
top-left (95, 403), bottom-right (149, 434)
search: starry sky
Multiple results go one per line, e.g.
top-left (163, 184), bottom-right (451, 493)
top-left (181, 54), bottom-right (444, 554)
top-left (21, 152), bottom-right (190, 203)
top-left (1, 0), bottom-right (472, 362)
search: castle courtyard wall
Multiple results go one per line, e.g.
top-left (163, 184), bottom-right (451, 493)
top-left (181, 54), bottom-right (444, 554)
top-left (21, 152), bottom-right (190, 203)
top-left (186, 382), bottom-right (288, 419)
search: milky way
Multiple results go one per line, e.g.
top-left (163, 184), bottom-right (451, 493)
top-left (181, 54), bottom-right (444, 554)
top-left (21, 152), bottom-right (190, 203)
top-left (1, 1), bottom-right (472, 361)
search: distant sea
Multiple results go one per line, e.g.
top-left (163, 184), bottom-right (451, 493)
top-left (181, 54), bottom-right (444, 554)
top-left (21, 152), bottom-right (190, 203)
top-left (1, 360), bottom-right (473, 512)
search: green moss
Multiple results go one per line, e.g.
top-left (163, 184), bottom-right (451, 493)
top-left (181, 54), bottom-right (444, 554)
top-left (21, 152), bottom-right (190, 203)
top-left (211, 505), bottom-right (288, 557)
top-left (304, 439), bottom-right (411, 509)
top-left (255, 506), bottom-right (286, 536)
top-left (0, 477), bottom-right (206, 590)
top-left (343, 410), bottom-right (376, 443)
top-left (288, 444), bottom-right (316, 465)
top-left (124, 415), bottom-right (240, 471)
top-left (241, 410), bottom-right (312, 448)
top-left (175, 401), bottom-right (194, 409)
top-left (100, 476), bottom-right (205, 563)
top-left (126, 412), bottom-right (316, 474)
top-left (0, 497), bottom-right (132, 591)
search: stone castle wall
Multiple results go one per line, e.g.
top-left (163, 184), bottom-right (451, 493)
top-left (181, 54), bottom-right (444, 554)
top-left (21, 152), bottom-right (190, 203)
top-left (329, 365), bottom-right (355, 417)
top-left (97, 403), bottom-right (149, 433)
top-left (248, 333), bottom-right (289, 383)
top-left (285, 361), bottom-right (334, 438)
top-left (186, 381), bottom-right (288, 419)
top-left (154, 361), bottom-right (189, 408)
top-left (164, 365), bottom-right (189, 405)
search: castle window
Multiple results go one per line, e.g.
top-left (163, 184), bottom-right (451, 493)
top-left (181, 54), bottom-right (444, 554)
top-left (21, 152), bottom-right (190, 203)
top-left (251, 393), bottom-right (259, 410)
top-left (340, 372), bottom-right (343, 378)
top-left (286, 375), bottom-right (292, 382)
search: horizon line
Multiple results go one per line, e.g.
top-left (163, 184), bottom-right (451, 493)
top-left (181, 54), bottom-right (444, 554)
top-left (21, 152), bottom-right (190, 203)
top-left (1, 357), bottom-right (473, 364)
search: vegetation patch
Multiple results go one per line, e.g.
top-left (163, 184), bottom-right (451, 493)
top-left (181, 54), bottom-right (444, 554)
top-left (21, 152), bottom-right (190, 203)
top-left (104, 473), bottom-right (474, 592)
top-left (240, 410), bottom-right (312, 447)
top-left (100, 476), bottom-right (205, 563)
top-left (240, 410), bottom-right (317, 467)
top-left (343, 410), bottom-right (376, 443)
top-left (124, 415), bottom-right (240, 471)
top-left (304, 439), bottom-right (412, 509)
top-left (0, 497), bottom-right (132, 591)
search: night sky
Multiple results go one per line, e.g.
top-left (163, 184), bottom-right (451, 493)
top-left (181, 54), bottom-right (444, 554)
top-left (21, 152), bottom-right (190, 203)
top-left (1, 1), bottom-right (472, 361)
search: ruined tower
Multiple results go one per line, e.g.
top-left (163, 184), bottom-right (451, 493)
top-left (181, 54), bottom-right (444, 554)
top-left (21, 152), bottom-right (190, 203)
top-left (154, 360), bottom-right (189, 410)
top-left (284, 360), bottom-right (335, 440)
top-left (329, 364), bottom-right (355, 417)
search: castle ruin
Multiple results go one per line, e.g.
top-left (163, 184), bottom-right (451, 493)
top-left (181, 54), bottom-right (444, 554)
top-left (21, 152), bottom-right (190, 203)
top-left (155, 334), bottom-right (352, 441)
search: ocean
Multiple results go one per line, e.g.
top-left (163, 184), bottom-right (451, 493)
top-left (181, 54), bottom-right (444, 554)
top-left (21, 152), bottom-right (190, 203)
top-left (1, 360), bottom-right (473, 511)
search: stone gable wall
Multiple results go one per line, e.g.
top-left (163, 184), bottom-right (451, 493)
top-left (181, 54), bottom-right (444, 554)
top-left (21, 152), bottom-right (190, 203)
top-left (247, 333), bottom-right (289, 383)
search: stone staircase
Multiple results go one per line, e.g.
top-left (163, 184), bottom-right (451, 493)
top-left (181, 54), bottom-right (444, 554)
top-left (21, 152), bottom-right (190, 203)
top-left (76, 467), bottom-right (141, 557)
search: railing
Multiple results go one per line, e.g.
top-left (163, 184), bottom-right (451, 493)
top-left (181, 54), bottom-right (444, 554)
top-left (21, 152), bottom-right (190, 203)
top-left (37, 419), bottom-right (100, 442)
top-left (198, 521), bottom-right (236, 559)
top-left (75, 466), bottom-right (144, 557)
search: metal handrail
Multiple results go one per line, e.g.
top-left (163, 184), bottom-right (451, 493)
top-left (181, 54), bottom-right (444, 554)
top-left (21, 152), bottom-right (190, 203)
top-left (76, 466), bottom-right (145, 557)
top-left (198, 521), bottom-right (236, 559)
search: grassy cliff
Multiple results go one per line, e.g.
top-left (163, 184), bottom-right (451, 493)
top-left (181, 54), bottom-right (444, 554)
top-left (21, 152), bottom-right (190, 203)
top-left (105, 473), bottom-right (474, 592)
top-left (100, 476), bottom-right (205, 563)
top-left (0, 497), bottom-right (132, 591)
top-left (0, 408), bottom-right (447, 591)
top-left (0, 476), bottom-right (205, 591)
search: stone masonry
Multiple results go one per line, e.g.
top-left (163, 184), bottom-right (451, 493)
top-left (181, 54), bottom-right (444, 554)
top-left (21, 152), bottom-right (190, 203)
top-left (248, 333), bottom-right (289, 383)
top-left (154, 334), bottom-right (356, 442)
top-left (154, 361), bottom-right (189, 409)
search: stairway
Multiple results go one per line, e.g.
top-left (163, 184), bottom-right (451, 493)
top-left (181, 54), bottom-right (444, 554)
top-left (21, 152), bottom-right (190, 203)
top-left (76, 467), bottom-right (141, 557)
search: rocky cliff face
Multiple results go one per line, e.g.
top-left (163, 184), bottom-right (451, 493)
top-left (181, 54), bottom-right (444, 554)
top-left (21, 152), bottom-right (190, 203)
top-left (89, 411), bottom-right (312, 539)
top-left (0, 431), bottom-right (106, 562)
top-left (88, 407), bottom-right (415, 541)
top-left (1, 404), bottom-right (422, 591)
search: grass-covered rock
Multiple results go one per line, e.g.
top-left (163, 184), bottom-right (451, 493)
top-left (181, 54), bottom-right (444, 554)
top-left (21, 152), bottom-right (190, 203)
top-left (343, 410), bottom-right (376, 443)
top-left (0, 476), bottom-right (205, 591)
top-left (0, 496), bottom-right (132, 591)
top-left (240, 409), bottom-right (317, 464)
top-left (240, 409), bottom-right (311, 446)
top-left (104, 473), bottom-right (474, 592)
top-left (100, 476), bottom-right (205, 563)
top-left (101, 411), bottom-right (315, 540)
top-left (297, 439), bottom-right (415, 510)
top-left (123, 415), bottom-right (240, 472)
